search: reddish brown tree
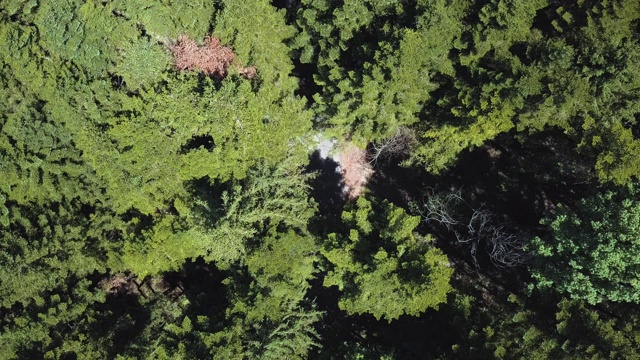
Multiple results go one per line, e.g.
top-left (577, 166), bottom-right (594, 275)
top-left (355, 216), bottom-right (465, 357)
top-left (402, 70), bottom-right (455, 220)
top-left (340, 144), bottom-right (374, 200)
top-left (170, 35), bottom-right (236, 78)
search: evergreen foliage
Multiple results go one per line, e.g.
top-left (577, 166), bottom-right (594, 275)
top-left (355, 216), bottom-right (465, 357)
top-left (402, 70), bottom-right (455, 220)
top-left (0, 70), bottom-right (122, 308)
top-left (530, 185), bottom-right (640, 304)
top-left (2, 0), bottom-right (640, 358)
top-left (441, 292), bottom-right (640, 359)
top-left (0, 279), bottom-right (109, 359)
top-left (295, 0), bottom-right (640, 182)
top-left (294, 0), bottom-right (466, 144)
top-left (322, 196), bottom-right (452, 321)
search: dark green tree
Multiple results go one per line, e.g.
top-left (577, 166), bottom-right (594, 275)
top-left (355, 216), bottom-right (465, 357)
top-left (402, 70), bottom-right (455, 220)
top-left (530, 185), bottom-right (640, 304)
top-left (442, 292), bottom-right (640, 360)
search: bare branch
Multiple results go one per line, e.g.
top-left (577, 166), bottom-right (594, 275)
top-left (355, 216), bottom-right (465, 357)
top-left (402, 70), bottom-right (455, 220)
top-left (419, 188), bottom-right (530, 269)
top-left (421, 188), bottom-right (464, 230)
top-left (367, 127), bottom-right (417, 166)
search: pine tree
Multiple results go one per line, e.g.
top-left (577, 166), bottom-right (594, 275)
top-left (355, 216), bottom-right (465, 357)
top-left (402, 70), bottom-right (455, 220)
top-left (530, 185), bottom-right (640, 304)
top-left (322, 196), bottom-right (452, 321)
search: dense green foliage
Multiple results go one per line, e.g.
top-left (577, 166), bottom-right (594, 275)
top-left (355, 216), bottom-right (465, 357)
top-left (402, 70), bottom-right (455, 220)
top-left (2, 0), bottom-right (640, 358)
top-left (322, 196), bottom-right (452, 320)
top-left (442, 292), bottom-right (640, 359)
top-left (530, 185), bottom-right (640, 304)
top-left (295, 0), bottom-right (640, 181)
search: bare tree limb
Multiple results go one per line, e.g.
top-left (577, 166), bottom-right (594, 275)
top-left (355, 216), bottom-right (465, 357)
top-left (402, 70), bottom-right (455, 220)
top-left (419, 188), bottom-right (531, 269)
top-left (367, 127), bottom-right (417, 166)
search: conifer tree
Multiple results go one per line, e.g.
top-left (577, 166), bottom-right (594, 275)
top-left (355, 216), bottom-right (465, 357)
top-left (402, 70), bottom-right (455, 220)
top-left (529, 185), bottom-right (640, 304)
top-left (322, 196), bottom-right (452, 321)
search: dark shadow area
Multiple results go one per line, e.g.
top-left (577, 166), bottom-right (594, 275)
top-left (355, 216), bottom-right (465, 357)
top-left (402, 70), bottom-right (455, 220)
top-left (367, 154), bottom-right (437, 210)
top-left (308, 274), bottom-right (463, 359)
top-left (307, 276), bottom-right (390, 359)
top-left (180, 258), bottom-right (228, 314)
top-left (16, 346), bottom-right (48, 360)
top-left (87, 292), bottom-right (151, 358)
top-left (375, 302), bottom-right (469, 358)
top-left (163, 258), bottom-right (228, 358)
top-left (110, 74), bottom-right (125, 90)
top-left (185, 176), bottom-right (231, 228)
top-left (306, 151), bottom-right (345, 216)
top-left (79, 203), bottom-right (96, 220)
top-left (59, 352), bottom-right (78, 360)
top-left (292, 58), bottom-right (321, 105)
top-left (180, 134), bottom-right (215, 153)
top-left (306, 150), bottom-right (346, 239)
top-left (371, 130), bottom-right (596, 230)
top-left (271, 0), bottom-right (286, 9)
top-left (120, 209), bottom-right (154, 232)
top-left (271, 0), bottom-right (300, 12)
top-left (509, 42), bottom-right (534, 66)
top-left (365, 129), bottom-right (598, 292)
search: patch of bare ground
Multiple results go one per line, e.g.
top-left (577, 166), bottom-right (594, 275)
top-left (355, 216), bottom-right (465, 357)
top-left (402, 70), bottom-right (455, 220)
top-left (340, 143), bottom-right (374, 200)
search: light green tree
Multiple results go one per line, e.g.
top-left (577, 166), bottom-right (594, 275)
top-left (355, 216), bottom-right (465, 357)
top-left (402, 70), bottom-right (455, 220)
top-left (121, 159), bottom-right (316, 276)
top-left (213, 230), bottom-right (322, 359)
top-left (322, 196), bottom-right (452, 321)
top-left (0, 70), bottom-right (124, 307)
top-left (295, 0), bottom-right (468, 145)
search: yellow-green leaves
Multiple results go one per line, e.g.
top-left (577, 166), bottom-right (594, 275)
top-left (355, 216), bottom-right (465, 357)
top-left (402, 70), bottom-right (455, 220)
top-left (115, 39), bottom-right (171, 90)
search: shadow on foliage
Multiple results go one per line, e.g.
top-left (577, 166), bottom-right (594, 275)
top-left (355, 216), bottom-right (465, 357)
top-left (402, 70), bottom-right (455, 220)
top-left (87, 292), bottom-right (151, 358)
top-left (164, 258), bottom-right (229, 359)
top-left (185, 176), bottom-right (232, 229)
top-left (367, 130), bottom-right (598, 292)
top-left (306, 151), bottom-right (345, 235)
top-left (179, 258), bottom-right (228, 318)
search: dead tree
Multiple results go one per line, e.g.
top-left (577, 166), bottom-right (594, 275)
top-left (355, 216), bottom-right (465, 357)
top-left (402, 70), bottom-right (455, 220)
top-left (367, 127), bottom-right (416, 165)
top-left (170, 35), bottom-right (256, 79)
top-left (420, 188), bottom-right (530, 269)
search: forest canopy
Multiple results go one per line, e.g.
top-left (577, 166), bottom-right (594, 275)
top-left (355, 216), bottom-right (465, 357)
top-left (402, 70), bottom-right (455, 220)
top-left (1, 0), bottom-right (640, 358)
